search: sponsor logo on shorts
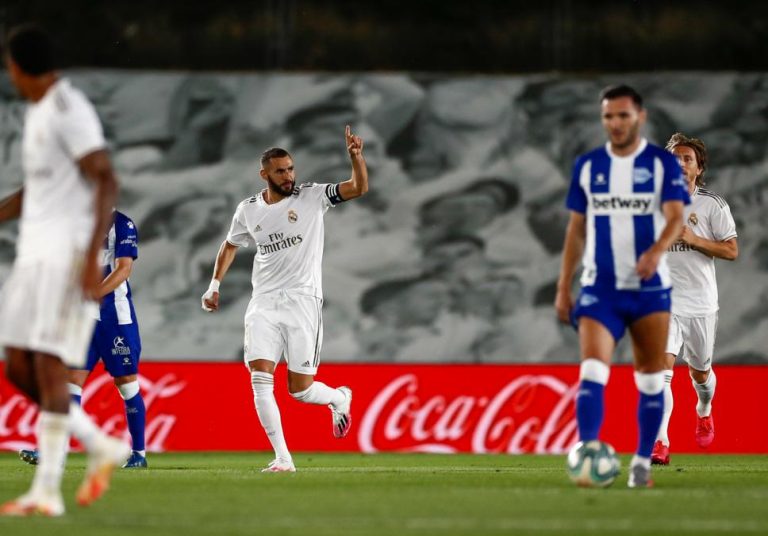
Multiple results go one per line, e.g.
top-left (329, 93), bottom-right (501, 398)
top-left (579, 294), bottom-right (599, 307)
top-left (301, 360), bottom-right (311, 367)
top-left (112, 336), bottom-right (131, 356)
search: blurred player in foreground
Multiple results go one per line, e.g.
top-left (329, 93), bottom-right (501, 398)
top-left (651, 133), bottom-right (738, 465)
top-left (201, 126), bottom-right (367, 472)
top-left (19, 210), bottom-right (147, 469)
top-left (555, 85), bottom-right (689, 488)
top-left (0, 25), bottom-right (129, 516)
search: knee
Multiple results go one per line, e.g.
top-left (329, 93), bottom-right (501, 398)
top-left (689, 367), bottom-right (710, 384)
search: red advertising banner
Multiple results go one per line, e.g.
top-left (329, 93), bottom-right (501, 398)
top-left (1, 363), bottom-right (766, 453)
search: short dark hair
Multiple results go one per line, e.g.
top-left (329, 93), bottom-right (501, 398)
top-left (666, 132), bottom-right (708, 186)
top-left (599, 84), bottom-right (643, 108)
top-left (260, 147), bottom-right (291, 167)
top-left (5, 24), bottom-right (56, 75)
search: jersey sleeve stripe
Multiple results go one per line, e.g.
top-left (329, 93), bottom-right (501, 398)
top-left (698, 189), bottom-right (727, 209)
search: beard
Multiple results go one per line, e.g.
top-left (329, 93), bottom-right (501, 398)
top-left (266, 176), bottom-right (295, 197)
top-left (611, 121), bottom-right (641, 150)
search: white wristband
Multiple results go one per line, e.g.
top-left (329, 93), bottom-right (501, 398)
top-left (209, 279), bottom-right (220, 293)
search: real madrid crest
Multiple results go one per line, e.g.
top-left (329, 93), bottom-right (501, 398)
top-left (288, 209), bottom-right (298, 223)
top-left (688, 212), bottom-right (698, 226)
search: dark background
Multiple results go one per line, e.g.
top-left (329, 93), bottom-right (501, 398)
top-left (1, 0), bottom-right (767, 72)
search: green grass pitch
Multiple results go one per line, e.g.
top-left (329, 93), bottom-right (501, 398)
top-left (1, 452), bottom-right (767, 535)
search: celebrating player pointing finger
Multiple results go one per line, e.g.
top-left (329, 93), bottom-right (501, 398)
top-left (201, 126), bottom-right (368, 472)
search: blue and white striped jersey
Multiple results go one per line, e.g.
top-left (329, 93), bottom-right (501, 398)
top-left (566, 138), bottom-right (690, 291)
top-left (99, 211), bottom-right (138, 324)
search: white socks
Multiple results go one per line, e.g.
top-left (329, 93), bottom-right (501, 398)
top-left (251, 371), bottom-right (291, 461)
top-left (657, 370), bottom-right (674, 446)
top-left (693, 369), bottom-right (716, 417)
top-left (290, 381), bottom-right (345, 407)
top-left (31, 412), bottom-right (69, 498)
top-left (68, 401), bottom-right (102, 452)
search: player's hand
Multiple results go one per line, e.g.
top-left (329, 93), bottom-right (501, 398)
top-left (201, 289), bottom-right (219, 312)
top-left (81, 249), bottom-right (102, 301)
top-left (636, 247), bottom-right (663, 280)
top-left (345, 125), bottom-right (363, 158)
top-left (679, 225), bottom-right (697, 246)
top-left (554, 287), bottom-right (573, 325)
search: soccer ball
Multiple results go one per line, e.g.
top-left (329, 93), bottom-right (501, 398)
top-left (566, 440), bottom-right (621, 488)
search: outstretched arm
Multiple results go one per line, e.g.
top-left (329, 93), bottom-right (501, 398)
top-left (0, 188), bottom-right (24, 223)
top-left (201, 240), bottom-right (239, 312)
top-left (337, 125), bottom-right (368, 202)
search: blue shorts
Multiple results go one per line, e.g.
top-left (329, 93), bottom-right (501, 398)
top-left (76, 306), bottom-right (142, 378)
top-left (572, 286), bottom-right (671, 342)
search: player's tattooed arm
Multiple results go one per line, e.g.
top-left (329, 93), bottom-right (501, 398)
top-left (0, 188), bottom-right (23, 222)
top-left (202, 240), bottom-right (239, 312)
top-left (79, 149), bottom-right (119, 300)
top-left (337, 125), bottom-right (368, 202)
top-left (555, 211), bottom-right (586, 324)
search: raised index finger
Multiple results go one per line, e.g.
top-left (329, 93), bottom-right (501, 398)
top-left (345, 124), bottom-right (352, 140)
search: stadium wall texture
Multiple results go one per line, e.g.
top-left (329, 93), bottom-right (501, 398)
top-left (1, 71), bottom-right (767, 365)
top-left (1, 363), bottom-right (766, 454)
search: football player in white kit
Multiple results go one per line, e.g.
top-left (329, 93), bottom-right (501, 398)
top-left (201, 126), bottom-right (367, 472)
top-left (0, 25), bottom-right (130, 516)
top-left (651, 133), bottom-right (738, 465)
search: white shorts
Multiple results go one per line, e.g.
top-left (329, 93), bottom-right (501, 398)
top-left (665, 313), bottom-right (718, 371)
top-left (0, 255), bottom-right (98, 367)
top-left (243, 291), bottom-right (323, 375)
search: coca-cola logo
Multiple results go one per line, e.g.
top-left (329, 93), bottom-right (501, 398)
top-left (358, 374), bottom-right (579, 454)
top-left (0, 372), bottom-right (186, 452)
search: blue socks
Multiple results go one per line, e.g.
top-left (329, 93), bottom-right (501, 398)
top-left (124, 393), bottom-right (146, 453)
top-left (576, 380), bottom-right (605, 441)
top-left (634, 371), bottom-right (665, 458)
top-left (576, 359), bottom-right (610, 442)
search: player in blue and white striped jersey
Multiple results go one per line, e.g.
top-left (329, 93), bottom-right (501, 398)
top-left (19, 210), bottom-right (146, 468)
top-left (555, 85), bottom-right (690, 488)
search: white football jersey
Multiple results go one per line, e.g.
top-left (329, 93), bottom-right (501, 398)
top-left (667, 186), bottom-right (737, 316)
top-left (18, 78), bottom-right (106, 261)
top-left (227, 183), bottom-right (344, 299)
